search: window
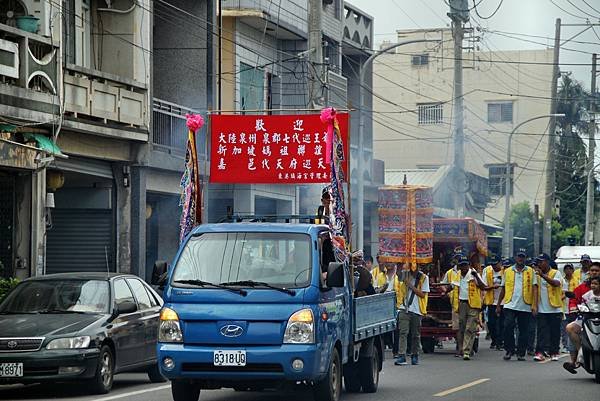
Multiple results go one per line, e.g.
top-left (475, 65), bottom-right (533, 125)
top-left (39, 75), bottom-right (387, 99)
top-left (127, 279), bottom-right (152, 310)
top-left (144, 286), bottom-right (161, 307)
top-left (418, 103), bottom-right (443, 125)
top-left (488, 102), bottom-right (513, 123)
top-left (488, 164), bottom-right (515, 196)
top-left (411, 54), bottom-right (429, 66)
top-left (113, 279), bottom-right (135, 307)
top-left (240, 62), bottom-right (264, 113)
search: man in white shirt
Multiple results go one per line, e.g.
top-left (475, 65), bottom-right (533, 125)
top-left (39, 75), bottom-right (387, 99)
top-left (533, 254), bottom-right (563, 362)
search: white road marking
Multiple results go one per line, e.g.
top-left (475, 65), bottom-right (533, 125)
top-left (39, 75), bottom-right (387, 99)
top-left (433, 378), bottom-right (490, 397)
top-left (92, 384), bottom-right (171, 401)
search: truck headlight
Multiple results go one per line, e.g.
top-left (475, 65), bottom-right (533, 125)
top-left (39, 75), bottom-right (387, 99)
top-left (159, 307), bottom-right (183, 343)
top-left (283, 308), bottom-right (314, 344)
top-left (46, 336), bottom-right (91, 349)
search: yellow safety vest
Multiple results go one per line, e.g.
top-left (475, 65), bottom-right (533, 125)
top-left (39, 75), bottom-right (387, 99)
top-left (483, 266), bottom-right (504, 306)
top-left (394, 274), bottom-right (428, 315)
top-left (371, 268), bottom-right (387, 288)
top-left (453, 274), bottom-right (483, 311)
top-left (573, 268), bottom-right (590, 285)
top-left (538, 269), bottom-right (563, 309)
top-left (447, 268), bottom-right (461, 312)
top-left (503, 266), bottom-right (534, 306)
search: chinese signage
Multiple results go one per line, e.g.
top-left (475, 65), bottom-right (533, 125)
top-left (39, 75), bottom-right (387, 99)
top-left (209, 114), bottom-right (349, 184)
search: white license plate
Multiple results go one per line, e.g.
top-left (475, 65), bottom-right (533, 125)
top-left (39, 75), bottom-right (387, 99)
top-left (0, 363), bottom-right (23, 377)
top-left (213, 350), bottom-right (246, 366)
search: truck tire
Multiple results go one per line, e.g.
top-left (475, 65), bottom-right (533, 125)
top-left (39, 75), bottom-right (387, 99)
top-left (314, 348), bottom-right (341, 401)
top-left (172, 380), bottom-right (201, 401)
top-left (343, 360), bottom-right (361, 393)
top-left (147, 363), bottom-right (167, 383)
top-left (358, 346), bottom-right (379, 393)
top-left (594, 354), bottom-right (600, 384)
top-left (421, 337), bottom-right (435, 354)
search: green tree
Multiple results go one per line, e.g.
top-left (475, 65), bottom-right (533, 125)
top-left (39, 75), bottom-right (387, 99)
top-left (555, 74), bottom-right (590, 231)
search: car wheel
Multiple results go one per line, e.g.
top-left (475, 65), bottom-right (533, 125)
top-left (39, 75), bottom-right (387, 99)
top-left (89, 345), bottom-right (114, 394)
top-left (358, 346), bottom-right (379, 393)
top-left (172, 380), bottom-right (201, 401)
top-left (147, 363), bottom-right (167, 383)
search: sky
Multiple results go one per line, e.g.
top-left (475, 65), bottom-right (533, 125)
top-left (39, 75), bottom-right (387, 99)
top-left (348, 0), bottom-right (600, 89)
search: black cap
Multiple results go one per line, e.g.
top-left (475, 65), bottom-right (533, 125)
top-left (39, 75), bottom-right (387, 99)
top-left (457, 255), bottom-right (470, 265)
top-left (502, 258), bottom-right (513, 267)
top-left (488, 255), bottom-right (500, 265)
top-left (536, 253), bottom-right (551, 262)
top-left (581, 254), bottom-right (592, 262)
top-left (516, 248), bottom-right (527, 257)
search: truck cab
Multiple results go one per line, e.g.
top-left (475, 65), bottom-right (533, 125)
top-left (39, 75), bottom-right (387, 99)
top-left (154, 221), bottom-right (395, 401)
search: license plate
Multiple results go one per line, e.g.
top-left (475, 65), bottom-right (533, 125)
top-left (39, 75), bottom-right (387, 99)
top-left (0, 363), bottom-right (23, 377)
top-left (213, 350), bottom-right (246, 366)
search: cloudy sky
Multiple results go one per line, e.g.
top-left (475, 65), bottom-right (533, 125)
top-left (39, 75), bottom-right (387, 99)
top-left (348, 0), bottom-right (600, 89)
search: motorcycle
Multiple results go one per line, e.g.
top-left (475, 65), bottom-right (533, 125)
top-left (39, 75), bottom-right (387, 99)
top-left (577, 301), bottom-right (600, 383)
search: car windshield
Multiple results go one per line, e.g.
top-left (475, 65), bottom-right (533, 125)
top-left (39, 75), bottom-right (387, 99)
top-left (172, 232), bottom-right (312, 288)
top-left (0, 279), bottom-right (110, 314)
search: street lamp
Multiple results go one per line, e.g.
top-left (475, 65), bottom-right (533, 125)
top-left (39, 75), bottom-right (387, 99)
top-left (357, 38), bottom-right (438, 251)
top-left (584, 162), bottom-right (600, 245)
top-left (502, 113), bottom-right (565, 258)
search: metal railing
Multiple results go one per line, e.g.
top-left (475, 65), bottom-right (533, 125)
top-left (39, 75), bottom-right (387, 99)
top-left (152, 98), bottom-right (202, 155)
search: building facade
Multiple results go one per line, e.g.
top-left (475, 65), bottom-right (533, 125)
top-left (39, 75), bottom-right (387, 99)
top-left (372, 28), bottom-right (554, 225)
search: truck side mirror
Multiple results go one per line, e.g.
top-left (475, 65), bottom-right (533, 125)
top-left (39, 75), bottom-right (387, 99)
top-left (151, 260), bottom-right (168, 286)
top-left (326, 262), bottom-right (345, 288)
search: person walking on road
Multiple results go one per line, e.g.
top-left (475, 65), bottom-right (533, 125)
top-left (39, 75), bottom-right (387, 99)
top-left (561, 264), bottom-right (577, 353)
top-left (532, 254), bottom-right (563, 362)
top-left (497, 251), bottom-right (537, 361)
top-left (453, 255), bottom-right (486, 360)
top-left (483, 255), bottom-right (505, 350)
top-left (574, 254), bottom-right (592, 284)
top-left (394, 265), bottom-right (430, 366)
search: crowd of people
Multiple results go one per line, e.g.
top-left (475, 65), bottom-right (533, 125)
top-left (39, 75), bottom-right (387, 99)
top-left (359, 251), bottom-right (600, 374)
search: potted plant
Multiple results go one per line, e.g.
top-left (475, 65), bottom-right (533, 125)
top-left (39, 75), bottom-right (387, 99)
top-left (15, 15), bottom-right (40, 34)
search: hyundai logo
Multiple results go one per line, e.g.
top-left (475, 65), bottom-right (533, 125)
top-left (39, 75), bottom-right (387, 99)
top-left (220, 324), bottom-right (244, 338)
top-left (7, 340), bottom-right (18, 349)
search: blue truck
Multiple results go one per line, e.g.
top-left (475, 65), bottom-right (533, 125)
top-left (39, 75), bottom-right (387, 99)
top-left (152, 219), bottom-right (396, 401)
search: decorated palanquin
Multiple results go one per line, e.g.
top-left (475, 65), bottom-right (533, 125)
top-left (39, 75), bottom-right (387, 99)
top-left (433, 218), bottom-right (488, 257)
top-left (378, 185), bottom-right (434, 270)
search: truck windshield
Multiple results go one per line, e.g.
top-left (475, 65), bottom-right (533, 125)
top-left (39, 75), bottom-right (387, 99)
top-left (172, 232), bottom-right (312, 288)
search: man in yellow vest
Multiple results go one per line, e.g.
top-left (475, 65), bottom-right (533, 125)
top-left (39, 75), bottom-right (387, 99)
top-left (497, 250), bottom-right (538, 361)
top-left (394, 265), bottom-right (430, 366)
top-left (482, 255), bottom-right (505, 350)
top-left (453, 255), bottom-right (487, 360)
top-left (561, 263), bottom-right (577, 353)
top-left (573, 254), bottom-right (592, 285)
top-left (532, 253), bottom-right (563, 362)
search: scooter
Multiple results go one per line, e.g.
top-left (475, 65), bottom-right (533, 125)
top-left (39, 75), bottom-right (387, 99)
top-left (577, 301), bottom-right (600, 384)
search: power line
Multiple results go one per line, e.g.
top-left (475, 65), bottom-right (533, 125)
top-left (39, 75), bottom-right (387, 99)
top-left (581, 0), bottom-right (600, 15)
top-left (549, 0), bottom-right (589, 21)
top-left (566, 0), bottom-right (600, 19)
top-left (473, 0), bottom-right (505, 20)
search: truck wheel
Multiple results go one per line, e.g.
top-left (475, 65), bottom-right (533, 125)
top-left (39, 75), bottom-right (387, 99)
top-left (172, 380), bottom-right (201, 401)
top-left (314, 348), bottom-right (341, 401)
top-left (421, 337), bottom-right (435, 354)
top-left (343, 360), bottom-right (361, 393)
top-left (358, 346), bottom-right (379, 393)
top-left (594, 354), bottom-right (600, 384)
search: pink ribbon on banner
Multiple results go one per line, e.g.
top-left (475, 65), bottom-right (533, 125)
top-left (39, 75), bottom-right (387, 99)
top-left (186, 113), bottom-right (205, 133)
top-left (320, 107), bottom-right (336, 164)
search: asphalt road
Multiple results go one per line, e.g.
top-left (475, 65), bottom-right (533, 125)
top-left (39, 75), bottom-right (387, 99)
top-left (1, 339), bottom-right (598, 401)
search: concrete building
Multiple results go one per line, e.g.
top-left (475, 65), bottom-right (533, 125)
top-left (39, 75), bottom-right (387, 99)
top-left (372, 28), bottom-right (554, 226)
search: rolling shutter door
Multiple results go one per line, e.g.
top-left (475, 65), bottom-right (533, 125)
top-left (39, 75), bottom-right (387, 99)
top-left (46, 209), bottom-right (114, 274)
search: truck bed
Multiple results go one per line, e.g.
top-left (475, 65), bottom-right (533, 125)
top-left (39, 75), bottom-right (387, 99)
top-left (353, 292), bottom-right (397, 342)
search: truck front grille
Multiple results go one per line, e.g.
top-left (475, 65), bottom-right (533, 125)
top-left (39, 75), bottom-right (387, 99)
top-left (181, 363), bottom-right (284, 373)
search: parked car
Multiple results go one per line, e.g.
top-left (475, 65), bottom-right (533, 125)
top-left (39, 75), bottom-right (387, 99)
top-left (0, 272), bottom-right (165, 394)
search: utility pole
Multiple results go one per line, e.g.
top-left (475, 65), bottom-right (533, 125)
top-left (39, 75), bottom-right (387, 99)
top-left (308, 0), bottom-right (323, 108)
top-left (543, 18), bottom-right (561, 255)
top-left (448, 1), bottom-right (467, 218)
top-left (585, 53), bottom-right (597, 245)
top-left (534, 204), bottom-right (540, 255)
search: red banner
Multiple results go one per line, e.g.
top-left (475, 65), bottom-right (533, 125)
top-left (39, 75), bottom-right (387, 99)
top-left (209, 114), bottom-right (349, 184)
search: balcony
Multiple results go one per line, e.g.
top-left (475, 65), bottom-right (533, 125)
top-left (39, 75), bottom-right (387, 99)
top-left (153, 98), bottom-right (205, 156)
top-left (221, 0), bottom-right (308, 39)
top-left (0, 22), bottom-right (60, 119)
top-left (342, 3), bottom-right (373, 55)
top-left (64, 64), bottom-right (148, 129)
